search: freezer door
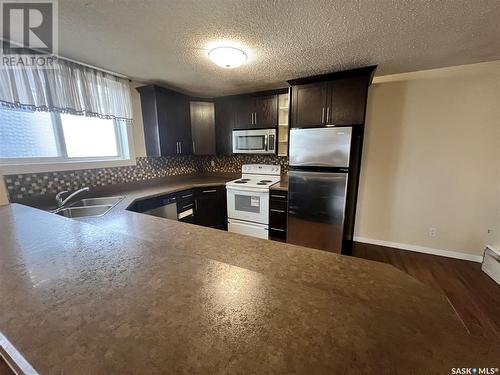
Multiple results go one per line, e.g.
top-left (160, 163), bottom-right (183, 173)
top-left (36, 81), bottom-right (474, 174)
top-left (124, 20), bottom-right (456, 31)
top-left (289, 127), bottom-right (352, 168)
top-left (287, 170), bottom-right (348, 253)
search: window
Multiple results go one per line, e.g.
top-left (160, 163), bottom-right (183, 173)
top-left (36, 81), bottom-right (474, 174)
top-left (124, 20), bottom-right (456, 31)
top-left (0, 106), bottom-right (131, 165)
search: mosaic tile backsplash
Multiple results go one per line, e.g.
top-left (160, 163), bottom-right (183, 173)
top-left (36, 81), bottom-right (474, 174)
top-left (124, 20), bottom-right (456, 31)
top-left (4, 155), bottom-right (288, 202)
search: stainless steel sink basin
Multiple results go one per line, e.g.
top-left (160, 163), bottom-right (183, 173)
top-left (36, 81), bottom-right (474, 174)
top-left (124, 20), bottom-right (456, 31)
top-left (70, 196), bottom-right (123, 207)
top-left (56, 205), bottom-right (113, 218)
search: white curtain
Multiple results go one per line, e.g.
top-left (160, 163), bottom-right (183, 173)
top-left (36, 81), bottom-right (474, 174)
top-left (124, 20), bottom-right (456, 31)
top-left (0, 58), bottom-right (133, 121)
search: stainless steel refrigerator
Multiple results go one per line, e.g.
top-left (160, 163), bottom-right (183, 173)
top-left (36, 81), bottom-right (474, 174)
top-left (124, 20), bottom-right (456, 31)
top-left (287, 127), bottom-right (360, 254)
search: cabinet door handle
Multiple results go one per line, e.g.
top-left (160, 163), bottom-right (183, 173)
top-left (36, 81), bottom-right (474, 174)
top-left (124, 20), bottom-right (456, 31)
top-left (181, 194), bottom-right (193, 199)
top-left (182, 203), bottom-right (193, 209)
top-left (202, 189), bottom-right (217, 193)
top-left (321, 107), bottom-right (325, 123)
top-left (179, 141), bottom-right (182, 154)
top-left (176, 142), bottom-right (178, 154)
top-left (271, 194), bottom-right (286, 199)
top-left (271, 227), bottom-right (285, 232)
top-left (254, 111), bottom-right (257, 124)
top-left (270, 209), bottom-right (285, 213)
top-left (194, 199), bottom-right (197, 211)
top-left (192, 141), bottom-right (196, 154)
top-left (326, 107), bottom-right (330, 123)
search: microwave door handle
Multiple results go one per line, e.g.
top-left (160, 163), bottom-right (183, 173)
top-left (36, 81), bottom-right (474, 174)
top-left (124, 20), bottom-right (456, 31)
top-left (264, 135), bottom-right (268, 151)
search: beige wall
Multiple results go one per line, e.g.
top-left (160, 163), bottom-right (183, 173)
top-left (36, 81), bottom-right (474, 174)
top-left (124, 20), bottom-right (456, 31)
top-left (355, 60), bottom-right (500, 255)
top-left (129, 81), bottom-right (147, 157)
top-left (0, 179), bottom-right (8, 206)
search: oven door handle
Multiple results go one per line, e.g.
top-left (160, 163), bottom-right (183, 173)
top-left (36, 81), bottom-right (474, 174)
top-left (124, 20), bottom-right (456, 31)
top-left (228, 218), bottom-right (268, 230)
top-left (226, 186), bottom-right (269, 194)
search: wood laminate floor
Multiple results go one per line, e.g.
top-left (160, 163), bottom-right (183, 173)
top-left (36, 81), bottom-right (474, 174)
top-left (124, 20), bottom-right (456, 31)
top-left (0, 358), bottom-right (12, 375)
top-left (352, 242), bottom-right (500, 341)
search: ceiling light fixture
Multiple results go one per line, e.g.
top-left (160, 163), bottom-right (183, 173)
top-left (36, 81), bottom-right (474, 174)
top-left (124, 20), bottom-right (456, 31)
top-left (208, 46), bottom-right (247, 68)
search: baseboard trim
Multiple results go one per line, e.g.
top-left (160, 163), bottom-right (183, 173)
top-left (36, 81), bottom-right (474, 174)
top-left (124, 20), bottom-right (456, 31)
top-left (353, 236), bottom-right (484, 263)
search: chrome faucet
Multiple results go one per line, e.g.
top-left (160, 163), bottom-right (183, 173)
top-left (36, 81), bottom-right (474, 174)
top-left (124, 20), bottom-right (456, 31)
top-left (55, 187), bottom-right (90, 208)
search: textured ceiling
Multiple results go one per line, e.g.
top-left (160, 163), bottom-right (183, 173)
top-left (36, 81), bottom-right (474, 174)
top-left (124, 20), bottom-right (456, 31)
top-left (58, 0), bottom-right (500, 96)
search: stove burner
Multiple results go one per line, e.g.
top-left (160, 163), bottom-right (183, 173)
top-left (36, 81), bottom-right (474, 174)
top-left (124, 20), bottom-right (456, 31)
top-left (260, 180), bottom-right (272, 183)
top-left (240, 178), bottom-right (251, 181)
top-left (256, 182), bottom-right (268, 185)
top-left (234, 180), bottom-right (248, 184)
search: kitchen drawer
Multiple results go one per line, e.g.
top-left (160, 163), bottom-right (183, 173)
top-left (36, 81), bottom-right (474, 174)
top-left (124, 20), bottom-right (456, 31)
top-left (196, 186), bottom-right (225, 196)
top-left (177, 200), bottom-right (194, 212)
top-left (177, 189), bottom-right (194, 202)
top-left (270, 199), bottom-right (287, 211)
top-left (177, 189), bottom-right (194, 212)
top-left (179, 214), bottom-right (195, 224)
top-left (269, 227), bottom-right (287, 242)
top-left (269, 209), bottom-right (287, 229)
top-left (270, 191), bottom-right (288, 201)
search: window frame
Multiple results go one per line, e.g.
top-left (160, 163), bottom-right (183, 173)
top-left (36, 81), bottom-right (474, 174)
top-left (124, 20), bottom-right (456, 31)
top-left (0, 110), bottom-right (136, 174)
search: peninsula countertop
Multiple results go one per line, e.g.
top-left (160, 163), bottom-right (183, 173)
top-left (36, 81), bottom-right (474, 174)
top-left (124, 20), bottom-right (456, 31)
top-left (0, 175), bottom-right (498, 374)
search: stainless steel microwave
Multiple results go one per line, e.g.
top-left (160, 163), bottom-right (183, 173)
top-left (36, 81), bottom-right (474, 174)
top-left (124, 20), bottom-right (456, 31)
top-left (232, 128), bottom-right (276, 154)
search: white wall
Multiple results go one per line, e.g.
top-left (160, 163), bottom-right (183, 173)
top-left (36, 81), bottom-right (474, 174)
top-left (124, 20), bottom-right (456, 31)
top-left (355, 61), bottom-right (500, 257)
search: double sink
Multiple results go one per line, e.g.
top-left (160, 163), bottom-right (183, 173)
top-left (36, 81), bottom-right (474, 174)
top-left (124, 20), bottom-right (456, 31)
top-left (56, 196), bottom-right (124, 218)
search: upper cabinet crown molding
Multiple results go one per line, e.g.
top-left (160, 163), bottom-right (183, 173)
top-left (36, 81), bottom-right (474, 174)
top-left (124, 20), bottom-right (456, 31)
top-left (286, 65), bottom-right (377, 86)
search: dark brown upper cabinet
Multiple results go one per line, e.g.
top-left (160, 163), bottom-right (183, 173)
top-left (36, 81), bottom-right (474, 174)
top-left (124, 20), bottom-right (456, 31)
top-left (255, 95), bottom-right (278, 127)
top-left (234, 97), bottom-right (255, 128)
top-left (291, 82), bottom-right (328, 128)
top-left (288, 66), bottom-right (377, 128)
top-left (137, 85), bottom-right (192, 156)
top-left (328, 76), bottom-right (368, 126)
top-left (190, 101), bottom-right (215, 155)
top-left (214, 97), bottom-right (235, 155)
top-left (234, 94), bottom-right (278, 129)
top-left (214, 88), bottom-right (287, 155)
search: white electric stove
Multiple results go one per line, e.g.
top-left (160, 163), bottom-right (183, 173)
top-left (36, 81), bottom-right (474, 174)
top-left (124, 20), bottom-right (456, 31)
top-left (226, 164), bottom-right (281, 239)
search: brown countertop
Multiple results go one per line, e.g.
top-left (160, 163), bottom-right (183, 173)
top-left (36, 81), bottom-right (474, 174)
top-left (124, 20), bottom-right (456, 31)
top-left (270, 174), bottom-right (288, 191)
top-left (0, 175), bottom-right (498, 374)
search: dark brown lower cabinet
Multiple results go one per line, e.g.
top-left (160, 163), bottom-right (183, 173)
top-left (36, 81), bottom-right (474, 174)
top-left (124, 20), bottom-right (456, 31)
top-left (128, 186), bottom-right (227, 230)
top-left (269, 190), bottom-right (288, 242)
top-left (177, 189), bottom-right (195, 224)
top-left (194, 186), bottom-right (227, 230)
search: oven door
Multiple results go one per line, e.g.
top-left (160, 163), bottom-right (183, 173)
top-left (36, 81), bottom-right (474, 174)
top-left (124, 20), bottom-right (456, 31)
top-left (227, 186), bottom-right (269, 224)
top-left (228, 219), bottom-right (268, 239)
top-left (232, 129), bottom-right (276, 154)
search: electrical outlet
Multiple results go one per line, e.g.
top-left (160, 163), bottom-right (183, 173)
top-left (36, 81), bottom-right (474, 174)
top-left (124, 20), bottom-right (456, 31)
top-left (429, 227), bottom-right (437, 238)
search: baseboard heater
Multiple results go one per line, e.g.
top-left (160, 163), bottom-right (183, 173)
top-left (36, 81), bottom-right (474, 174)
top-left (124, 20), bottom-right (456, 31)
top-left (482, 245), bottom-right (500, 285)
